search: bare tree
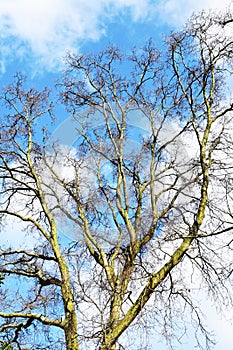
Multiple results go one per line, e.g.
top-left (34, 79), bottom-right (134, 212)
top-left (0, 8), bottom-right (233, 350)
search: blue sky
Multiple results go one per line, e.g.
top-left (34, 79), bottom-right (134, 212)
top-left (0, 0), bottom-right (232, 349)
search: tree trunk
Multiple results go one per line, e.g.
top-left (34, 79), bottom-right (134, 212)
top-left (64, 310), bottom-right (79, 350)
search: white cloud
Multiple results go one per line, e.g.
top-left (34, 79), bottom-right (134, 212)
top-left (0, 0), bottom-right (231, 74)
top-left (0, 0), bottom-right (154, 73)
top-left (0, 0), bottom-right (228, 72)
top-left (156, 0), bottom-right (231, 26)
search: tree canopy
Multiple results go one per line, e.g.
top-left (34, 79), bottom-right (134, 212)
top-left (0, 8), bottom-right (233, 350)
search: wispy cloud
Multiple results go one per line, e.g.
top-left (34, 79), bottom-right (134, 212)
top-left (0, 0), bottom-right (227, 71)
top-left (0, 0), bottom-right (155, 73)
top-left (0, 0), bottom-right (230, 74)
top-left (156, 0), bottom-right (231, 26)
